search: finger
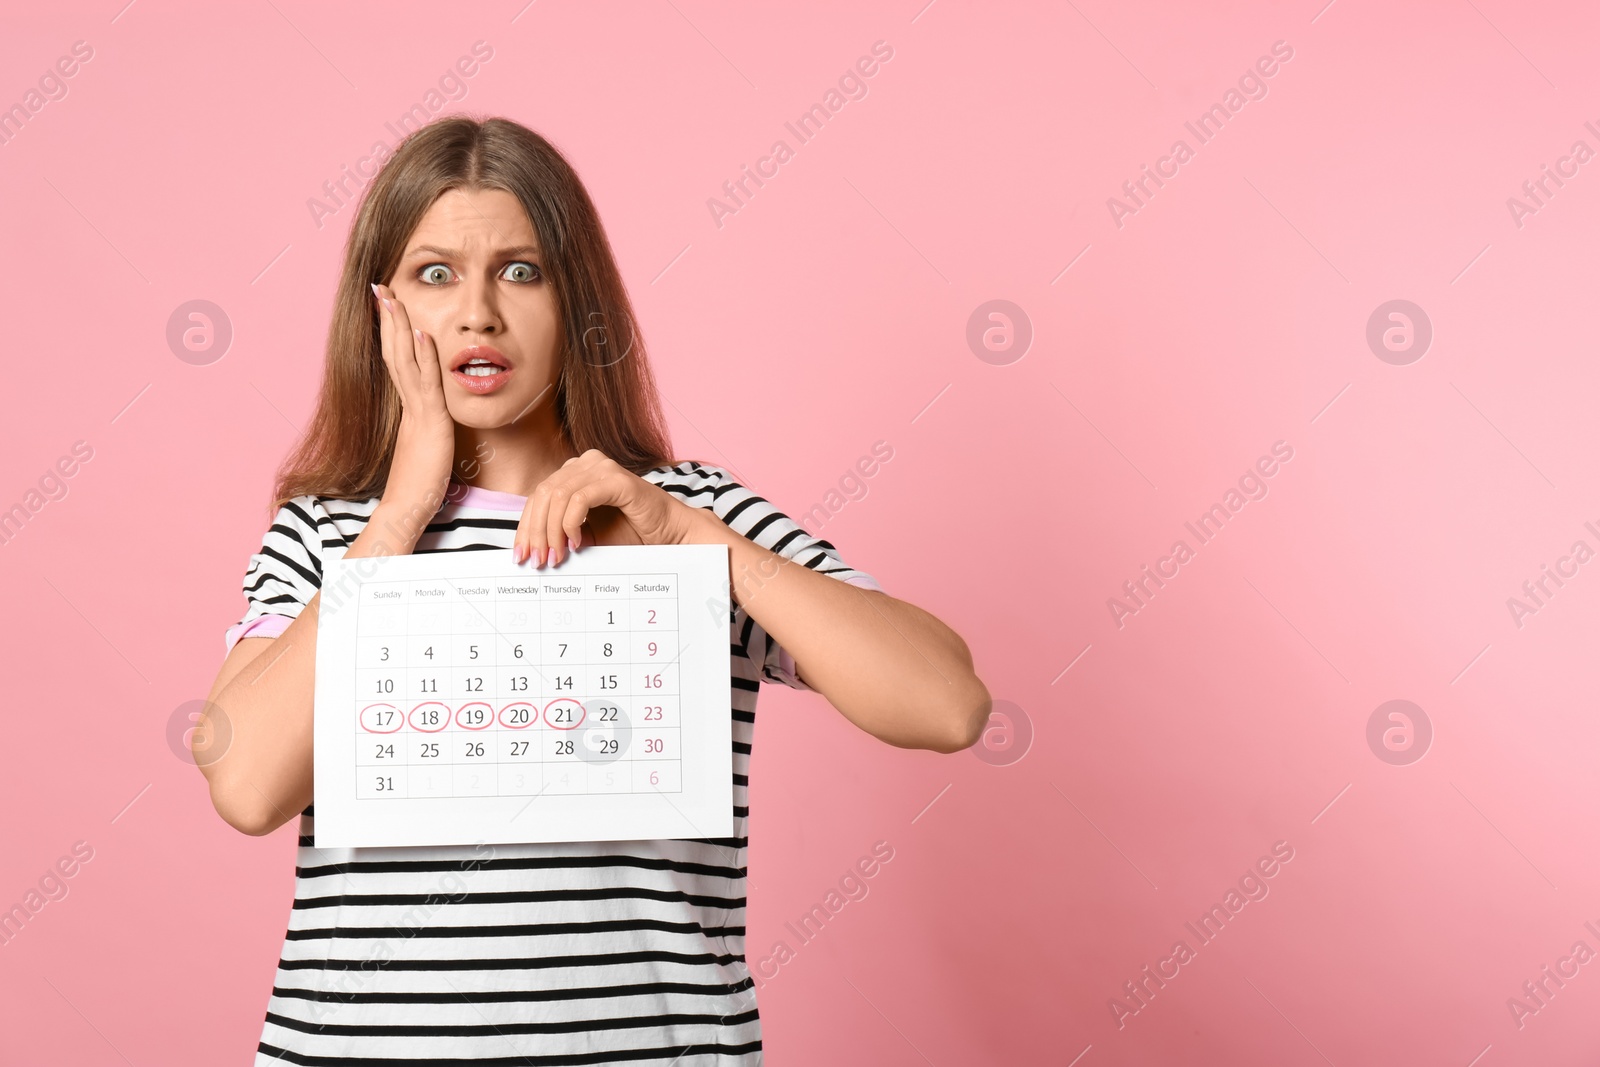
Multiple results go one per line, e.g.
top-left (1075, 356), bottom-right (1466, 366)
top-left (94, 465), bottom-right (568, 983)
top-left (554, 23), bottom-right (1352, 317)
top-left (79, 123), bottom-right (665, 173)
top-left (550, 461), bottom-right (617, 565)
top-left (550, 480), bottom-right (597, 565)
top-left (516, 494), bottom-right (547, 568)
top-left (539, 477), bottom-right (573, 567)
top-left (385, 285), bottom-right (422, 387)
top-left (519, 453), bottom-right (607, 567)
top-left (411, 324), bottom-right (444, 405)
top-left (376, 283), bottom-right (418, 401)
top-left (373, 283), bottom-right (395, 381)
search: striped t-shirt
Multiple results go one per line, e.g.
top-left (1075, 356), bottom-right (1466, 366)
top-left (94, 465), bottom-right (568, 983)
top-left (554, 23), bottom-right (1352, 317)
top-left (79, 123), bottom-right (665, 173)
top-left (225, 460), bottom-right (882, 1065)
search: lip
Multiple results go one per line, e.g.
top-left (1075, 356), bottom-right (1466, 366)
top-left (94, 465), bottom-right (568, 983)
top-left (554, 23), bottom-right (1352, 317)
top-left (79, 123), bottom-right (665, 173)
top-left (449, 345), bottom-right (510, 372)
top-left (448, 345), bottom-right (514, 396)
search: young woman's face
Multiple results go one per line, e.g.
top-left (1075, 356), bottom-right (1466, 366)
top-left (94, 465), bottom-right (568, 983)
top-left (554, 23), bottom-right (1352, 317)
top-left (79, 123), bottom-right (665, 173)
top-left (388, 187), bottom-right (563, 430)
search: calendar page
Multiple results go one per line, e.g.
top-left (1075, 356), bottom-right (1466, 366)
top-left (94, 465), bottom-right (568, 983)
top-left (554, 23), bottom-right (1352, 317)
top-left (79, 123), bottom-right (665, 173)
top-left (311, 543), bottom-right (733, 849)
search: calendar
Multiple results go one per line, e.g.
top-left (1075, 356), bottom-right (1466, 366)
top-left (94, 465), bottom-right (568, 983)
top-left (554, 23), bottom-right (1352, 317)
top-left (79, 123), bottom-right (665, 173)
top-left (311, 543), bottom-right (733, 849)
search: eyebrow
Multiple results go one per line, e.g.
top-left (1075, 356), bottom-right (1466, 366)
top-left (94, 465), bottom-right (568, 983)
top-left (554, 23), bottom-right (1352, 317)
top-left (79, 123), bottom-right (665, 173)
top-left (404, 244), bottom-right (543, 260)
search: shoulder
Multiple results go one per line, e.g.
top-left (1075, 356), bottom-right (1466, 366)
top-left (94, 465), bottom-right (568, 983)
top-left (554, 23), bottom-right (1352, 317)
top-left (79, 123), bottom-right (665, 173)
top-left (640, 460), bottom-right (739, 496)
top-left (268, 493), bottom-right (379, 538)
top-left (258, 493), bottom-right (381, 572)
top-left (644, 459), bottom-right (844, 557)
top-left (641, 460), bottom-right (777, 522)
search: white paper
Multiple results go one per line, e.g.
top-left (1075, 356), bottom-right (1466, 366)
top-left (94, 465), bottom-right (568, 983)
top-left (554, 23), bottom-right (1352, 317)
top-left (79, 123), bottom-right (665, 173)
top-left (312, 543), bottom-right (733, 848)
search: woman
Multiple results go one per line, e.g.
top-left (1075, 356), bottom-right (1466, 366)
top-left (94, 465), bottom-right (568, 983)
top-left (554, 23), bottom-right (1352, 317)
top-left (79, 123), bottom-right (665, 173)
top-left (198, 115), bottom-right (989, 1064)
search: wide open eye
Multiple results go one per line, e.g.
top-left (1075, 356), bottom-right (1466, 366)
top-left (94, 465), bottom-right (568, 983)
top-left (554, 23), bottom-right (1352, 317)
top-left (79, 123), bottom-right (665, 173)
top-left (503, 261), bottom-right (542, 283)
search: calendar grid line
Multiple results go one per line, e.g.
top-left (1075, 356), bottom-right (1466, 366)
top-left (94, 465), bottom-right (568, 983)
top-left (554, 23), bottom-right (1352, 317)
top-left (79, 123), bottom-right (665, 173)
top-left (316, 543), bottom-right (733, 850)
top-left (352, 570), bottom-right (685, 803)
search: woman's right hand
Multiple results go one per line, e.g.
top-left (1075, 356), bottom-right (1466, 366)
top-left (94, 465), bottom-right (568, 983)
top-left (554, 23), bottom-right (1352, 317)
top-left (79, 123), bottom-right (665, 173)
top-left (373, 281), bottom-right (455, 518)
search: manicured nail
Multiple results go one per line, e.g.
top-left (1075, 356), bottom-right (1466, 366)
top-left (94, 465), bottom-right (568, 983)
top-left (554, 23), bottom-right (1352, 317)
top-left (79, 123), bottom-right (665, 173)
top-left (370, 282), bottom-right (380, 303)
top-left (413, 327), bottom-right (423, 343)
top-left (512, 542), bottom-right (524, 564)
top-left (568, 533), bottom-right (578, 555)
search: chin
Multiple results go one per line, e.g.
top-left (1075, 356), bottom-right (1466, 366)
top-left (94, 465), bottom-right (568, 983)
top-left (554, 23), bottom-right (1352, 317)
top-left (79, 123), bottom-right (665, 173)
top-left (445, 390), bottom-right (545, 427)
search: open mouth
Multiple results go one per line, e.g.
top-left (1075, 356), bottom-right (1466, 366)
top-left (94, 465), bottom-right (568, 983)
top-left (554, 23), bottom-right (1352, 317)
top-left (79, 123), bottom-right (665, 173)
top-left (449, 348), bottom-right (513, 394)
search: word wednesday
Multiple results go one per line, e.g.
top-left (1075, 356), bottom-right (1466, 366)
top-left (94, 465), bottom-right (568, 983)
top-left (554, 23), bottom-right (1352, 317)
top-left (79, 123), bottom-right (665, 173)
top-left (1107, 40), bottom-right (1296, 229)
top-left (1108, 440), bottom-right (1295, 629)
top-left (1110, 840), bottom-right (1296, 1029)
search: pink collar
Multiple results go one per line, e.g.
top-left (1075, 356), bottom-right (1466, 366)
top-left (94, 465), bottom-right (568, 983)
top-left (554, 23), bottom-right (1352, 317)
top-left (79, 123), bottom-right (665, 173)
top-left (445, 477), bottom-right (528, 513)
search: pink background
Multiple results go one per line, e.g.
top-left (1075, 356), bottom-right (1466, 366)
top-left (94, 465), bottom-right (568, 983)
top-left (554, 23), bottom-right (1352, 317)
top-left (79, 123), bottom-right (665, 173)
top-left (3, 1), bottom-right (1599, 1063)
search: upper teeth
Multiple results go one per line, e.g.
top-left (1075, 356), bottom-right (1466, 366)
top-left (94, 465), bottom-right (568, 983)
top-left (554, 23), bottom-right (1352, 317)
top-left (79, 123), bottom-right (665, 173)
top-left (461, 361), bottom-right (499, 376)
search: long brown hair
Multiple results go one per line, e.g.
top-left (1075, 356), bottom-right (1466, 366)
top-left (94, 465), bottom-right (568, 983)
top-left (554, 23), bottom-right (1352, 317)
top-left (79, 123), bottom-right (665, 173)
top-left (270, 116), bottom-right (676, 512)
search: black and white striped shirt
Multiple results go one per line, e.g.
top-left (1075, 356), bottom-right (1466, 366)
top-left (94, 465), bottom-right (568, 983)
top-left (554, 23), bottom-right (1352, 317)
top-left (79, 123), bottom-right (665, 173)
top-left (225, 461), bottom-right (881, 1065)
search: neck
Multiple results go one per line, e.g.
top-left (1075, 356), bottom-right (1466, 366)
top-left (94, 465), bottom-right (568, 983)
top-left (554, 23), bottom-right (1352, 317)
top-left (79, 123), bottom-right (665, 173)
top-left (452, 410), bottom-right (577, 498)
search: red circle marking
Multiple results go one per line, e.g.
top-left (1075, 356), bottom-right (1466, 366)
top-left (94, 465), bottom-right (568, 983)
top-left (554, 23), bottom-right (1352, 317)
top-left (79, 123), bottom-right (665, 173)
top-left (542, 698), bottom-right (587, 730)
top-left (359, 703), bottom-right (401, 733)
top-left (408, 701), bottom-right (450, 732)
top-left (498, 702), bottom-right (537, 729)
top-left (455, 702), bottom-right (494, 730)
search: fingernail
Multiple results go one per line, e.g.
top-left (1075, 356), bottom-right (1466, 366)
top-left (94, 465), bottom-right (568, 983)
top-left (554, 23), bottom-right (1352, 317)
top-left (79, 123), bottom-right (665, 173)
top-left (382, 297), bottom-right (393, 311)
top-left (413, 328), bottom-right (423, 342)
top-left (370, 282), bottom-right (380, 303)
top-left (512, 542), bottom-right (524, 564)
top-left (568, 534), bottom-right (578, 555)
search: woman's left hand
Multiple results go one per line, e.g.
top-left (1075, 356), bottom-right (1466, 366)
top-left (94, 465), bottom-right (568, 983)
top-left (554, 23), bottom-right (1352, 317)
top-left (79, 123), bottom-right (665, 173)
top-left (515, 449), bottom-right (701, 567)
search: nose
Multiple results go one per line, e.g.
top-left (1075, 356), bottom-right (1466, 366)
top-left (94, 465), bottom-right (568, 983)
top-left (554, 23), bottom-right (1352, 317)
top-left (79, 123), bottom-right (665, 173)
top-left (455, 272), bottom-right (502, 335)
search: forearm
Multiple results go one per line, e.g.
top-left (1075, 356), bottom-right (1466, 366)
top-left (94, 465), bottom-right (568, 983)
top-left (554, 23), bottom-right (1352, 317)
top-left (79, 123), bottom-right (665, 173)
top-left (205, 498), bottom-right (434, 835)
top-left (206, 605), bottom-right (320, 834)
top-left (686, 509), bottom-right (989, 752)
